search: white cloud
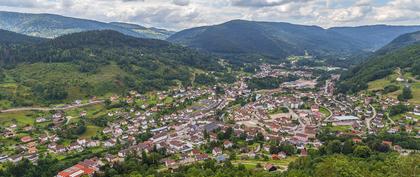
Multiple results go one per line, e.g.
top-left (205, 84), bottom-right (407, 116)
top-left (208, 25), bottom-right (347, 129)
top-left (173, 0), bottom-right (190, 6)
top-left (0, 0), bottom-right (418, 30)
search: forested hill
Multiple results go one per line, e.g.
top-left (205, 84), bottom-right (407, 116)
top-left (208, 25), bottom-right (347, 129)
top-left (109, 22), bottom-right (174, 40)
top-left (0, 30), bottom-right (222, 106)
top-left (0, 11), bottom-right (172, 39)
top-left (330, 25), bottom-right (420, 51)
top-left (0, 29), bottom-right (46, 45)
top-left (168, 20), bottom-right (365, 58)
top-left (376, 31), bottom-right (420, 54)
top-left (337, 31), bottom-right (420, 94)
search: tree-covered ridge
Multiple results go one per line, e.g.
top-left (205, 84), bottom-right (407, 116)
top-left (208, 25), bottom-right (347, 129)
top-left (168, 20), bottom-right (366, 59)
top-left (0, 29), bottom-right (46, 45)
top-left (0, 11), bottom-right (172, 39)
top-left (0, 30), bottom-right (223, 106)
top-left (376, 30), bottom-right (420, 55)
top-left (337, 43), bottom-right (420, 93)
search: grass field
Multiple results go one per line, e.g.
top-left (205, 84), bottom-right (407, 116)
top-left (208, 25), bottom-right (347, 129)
top-left (330, 125), bottom-right (352, 132)
top-left (81, 125), bottom-right (103, 138)
top-left (320, 106), bottom-right (331, 117)
top-left (0, 62), bottom-right (128, 107)
top-left (367, 72), bottom-right (420, 104)
top-left (232, 156), bottom-right (297, 170)
top-left (0, 111), bottom-right (38, 126)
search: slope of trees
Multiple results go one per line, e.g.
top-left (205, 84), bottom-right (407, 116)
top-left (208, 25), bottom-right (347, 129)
top-left (0, 30), bottom-right (223, 106)
top-left (337, 43), bottom-right (420, 93)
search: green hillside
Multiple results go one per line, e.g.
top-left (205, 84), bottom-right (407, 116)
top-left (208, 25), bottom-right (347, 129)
top-left (0, 11), bottom-right (172, 39)
top-left (168, 20), bottom-right (365, 58)
top-left (0, 30), bottom-right (222, 108)
top-left (0, 29), bottom-right (46, 45)
top-left (338, 31), bottom-right (420, 103)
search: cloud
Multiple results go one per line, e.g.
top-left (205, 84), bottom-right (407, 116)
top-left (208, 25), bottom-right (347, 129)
top-left (0, 0), bottom-right (49, 8)
top-left (230, 0), bottom-right (312, 7)
top-left (372, 0), bottom-right (420, 22)
top-left (173, 0), bottom-right (190, 6)
top-left (0, 0), bottom-right (418, 30)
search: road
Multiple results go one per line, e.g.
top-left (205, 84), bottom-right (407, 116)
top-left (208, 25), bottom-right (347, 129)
top-left (0, 100), bottom-right (104, 113)
top-left (286, 106), bottom-right (306, 126)
top-left (365, 104), bottom-right (377, 131)
top-left (315, 96), bottom-right (333, 123)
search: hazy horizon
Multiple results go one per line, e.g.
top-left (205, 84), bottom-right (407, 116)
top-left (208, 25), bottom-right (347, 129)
top-left (0, 0), bottom-right (419, 31)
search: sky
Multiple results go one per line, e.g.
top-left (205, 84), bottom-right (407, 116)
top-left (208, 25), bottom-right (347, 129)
top-left (0, 0), bottom-right (419, 30)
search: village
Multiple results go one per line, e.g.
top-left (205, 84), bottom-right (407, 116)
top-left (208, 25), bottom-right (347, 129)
top-left (0, 62), bottom-right (419, 177)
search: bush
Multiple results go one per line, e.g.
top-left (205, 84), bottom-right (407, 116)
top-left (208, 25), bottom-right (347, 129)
top-left (383, 84), bottom-right (399, 93)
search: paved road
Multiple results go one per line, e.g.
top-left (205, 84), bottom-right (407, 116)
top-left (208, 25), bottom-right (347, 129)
top-left (0, 100), bottom-right (104, 113)
top-left (366, 104), bottom-right (377, 131)
top-left (315, 96), bottom-right (333, 125)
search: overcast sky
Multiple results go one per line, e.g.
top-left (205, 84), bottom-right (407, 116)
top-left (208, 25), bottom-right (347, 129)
top-left (0, 0), bottom-right (419, 30)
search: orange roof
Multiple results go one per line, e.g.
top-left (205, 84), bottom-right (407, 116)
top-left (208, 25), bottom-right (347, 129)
top-left (57, 163), bottom-right (95, 177)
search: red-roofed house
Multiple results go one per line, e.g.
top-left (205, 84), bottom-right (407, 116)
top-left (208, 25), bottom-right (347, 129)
top-left (21, 136), bottom-right (33, 143)
top-left (57, 164), bottom-right (95, 177)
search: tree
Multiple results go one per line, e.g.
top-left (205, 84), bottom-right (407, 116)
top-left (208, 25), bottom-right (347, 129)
top-left (353, 146), bottom-right (371, 158)
top-left (398, 86), bottom-right (413, 101)
top-left (342, 140), bottom-right (354, 154)
top-left (326, 140), bottom-right (342, 154)
top-left (0, 68), bottom-right (5, 82)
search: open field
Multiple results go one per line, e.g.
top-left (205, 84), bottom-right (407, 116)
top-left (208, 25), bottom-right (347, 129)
top-left (232, 156), bottom-right (297, 171)
top-left (0, 111), bottom-right (39, 126)
top-left (320, 106), bottom-right (331, 117)
top-left (81, 125), bottom-right (103, 138)
top-left (368, 72), bottom-right (420, 104)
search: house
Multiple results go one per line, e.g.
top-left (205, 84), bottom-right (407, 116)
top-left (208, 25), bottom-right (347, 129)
top-left (212, 147), bottom-right (222, 156)
top-left (86, 140), bottom-right (100, 147)
top-left (352, 138), bottom-right (362, 144)
top-left (57, 163), bottom-right (95, 177)
top-left (223, 140), bottom-right (233, 148)
top-left (190, 149), bottom-right (202, 157)
top-left (164, 159), bottom-right (177, 168)
top-left (311, 105), bottom-right (320, 112)
top-left (278, 152), bottom-right (287, 159)
top-left (151, 133), bottom-right (168, 143)
top-left (8, 155), bottom-right (22, 163)
top-left (39, 135), bottom-right (49, 143)
top-left (25, 154), bottom-right (39, 163)
top-left (102, 128), bottom-right (112, 134)
top-left (382, 141), bottom-right (393, 147)
top-left (104, 139), bottom-right (116, 148)
top-left (195, 153), bottom-right (209, 161)
top-left (293, 133), bottom-right (309, 142)
top-left (300, 148), bottom-right (308, 157)
top-left (77, 139), bottom-right (87, 146)
top-left (55, 145), bottom-right (67, 153)
top-left (68, 142), bottom-right (83, 152)
top-left (169, 140), bottom-right (184, 152)
top-left (36, 117), bottom-right (47, 123)
top-left (28, 147), bottom-right (38, 154)
top-left (20, 136), bottom-right (33, 143)
top-left (264, 163), bottom-right (277, 172)
top-left (0, 155), bottom-right (8, 163)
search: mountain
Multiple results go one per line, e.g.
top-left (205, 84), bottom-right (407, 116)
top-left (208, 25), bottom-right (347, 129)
top-left (337, 31), bottom-right (420, 94)
top-left (0, 11), bottom-right (172, 39)
top-left (0, 29), bottom-right (46, 44)
top-left (0, 30), bottom-right (223, 106)
top-left (110, 22), bottom-right (174, 40)
top-left (329, 25), bottom-right (420, 51)
top-left (168, 20), bottom-right (365, 58)
top-left (376, 30), bottom-right (420, 54)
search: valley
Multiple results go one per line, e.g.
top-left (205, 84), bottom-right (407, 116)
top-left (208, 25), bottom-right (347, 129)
top-left (0, 10), bottom-right (419, 177)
